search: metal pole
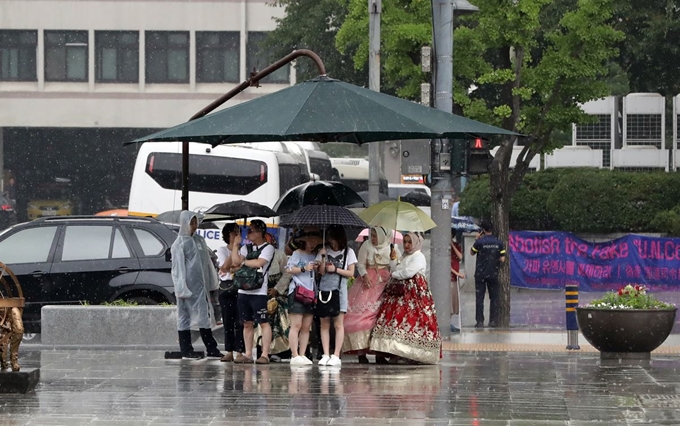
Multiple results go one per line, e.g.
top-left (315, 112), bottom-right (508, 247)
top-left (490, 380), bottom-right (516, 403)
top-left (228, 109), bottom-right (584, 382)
top-left (430, 0), bottom-right (454, 337)
top-left (368, 0), bottom-right (382, 206)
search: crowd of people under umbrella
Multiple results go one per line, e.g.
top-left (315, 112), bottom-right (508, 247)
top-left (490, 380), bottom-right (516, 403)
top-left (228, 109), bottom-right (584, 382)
top-left (170, 180), bottom-right (444, 365)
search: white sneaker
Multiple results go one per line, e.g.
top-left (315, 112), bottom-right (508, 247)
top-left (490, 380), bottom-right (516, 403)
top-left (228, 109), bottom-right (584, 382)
top-left (301, 355), bottom-right (313, 365)
top-left (290, 355), bottom-right (307, 365)
top-left (318, 355), bottom-right (331, 366)
top-left (327, 355), bottom-right (342, 367)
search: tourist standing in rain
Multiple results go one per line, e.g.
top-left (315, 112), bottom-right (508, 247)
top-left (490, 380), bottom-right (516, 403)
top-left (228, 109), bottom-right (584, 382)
top-left (171, 211), bottom-right (223, 360)
top-left (343, 226), bottom-right (399, 363)
top-left (216, 223), bottom-right (245, 362)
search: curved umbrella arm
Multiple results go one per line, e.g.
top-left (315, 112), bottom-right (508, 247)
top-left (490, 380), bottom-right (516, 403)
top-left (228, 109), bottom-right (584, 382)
top-left (190, 49), bottom-right (327, 121)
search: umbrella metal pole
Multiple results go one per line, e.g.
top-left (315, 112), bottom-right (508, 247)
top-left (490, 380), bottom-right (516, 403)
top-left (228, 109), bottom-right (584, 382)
top-left (181, 49), bottom-right (327, 208)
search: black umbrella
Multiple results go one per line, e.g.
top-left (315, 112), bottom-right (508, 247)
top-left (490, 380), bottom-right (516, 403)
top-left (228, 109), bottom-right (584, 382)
top-left (279, 205), bottom-right (367, 229)
top-left (273, 181), bottom-right (365, 215)
top-left (400, 191), bottom-right (431, 207)
top-left (204, 200), bottom-right (277, 221)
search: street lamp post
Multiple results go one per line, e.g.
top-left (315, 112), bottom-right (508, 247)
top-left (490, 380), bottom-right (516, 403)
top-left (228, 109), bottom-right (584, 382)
top-left (430, 0), bottom-right (478, 336)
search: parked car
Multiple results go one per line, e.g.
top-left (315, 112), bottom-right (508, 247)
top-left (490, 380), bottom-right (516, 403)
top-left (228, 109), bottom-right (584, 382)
top-left (27, 180), bottom-right (75, 220)
top-left (0, 194), bottom-right (17, 230)
top-left (0, 216), bottom-right (178, 333)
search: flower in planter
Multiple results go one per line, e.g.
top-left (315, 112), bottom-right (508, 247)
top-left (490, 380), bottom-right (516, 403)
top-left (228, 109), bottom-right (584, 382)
top-left (586, 284), bottom-right (675, 310)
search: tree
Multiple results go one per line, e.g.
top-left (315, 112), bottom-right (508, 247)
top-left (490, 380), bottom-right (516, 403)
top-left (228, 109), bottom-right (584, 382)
top-left (338, 0), bottom-right (623, 326)
top-left (263, 0), bottom-right (367, 86)
top-left (614, 0), bottom-right (680, 96)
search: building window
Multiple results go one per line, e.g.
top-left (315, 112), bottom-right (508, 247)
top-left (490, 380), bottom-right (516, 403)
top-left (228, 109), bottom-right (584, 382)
top-left (246, 32), bottom-right (289, 84)
top-left (44, 31), bottom-right (88, 82)
top-left (145, 31), bottom-right (189, 84)
top-left (196, 32), bottom-right (239, 83)
top-left (0, 30), bottom-right (37, 81)
top-left (95, 31), bottom-right (139, 83)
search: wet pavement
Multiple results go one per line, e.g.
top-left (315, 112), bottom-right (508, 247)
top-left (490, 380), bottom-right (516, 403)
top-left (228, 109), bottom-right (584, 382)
top-left (3, 349), bottom-right (680, 425)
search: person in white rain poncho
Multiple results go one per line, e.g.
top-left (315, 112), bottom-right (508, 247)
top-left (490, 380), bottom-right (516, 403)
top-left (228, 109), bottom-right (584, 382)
top-left (171, 211), bottom-right (223, 360)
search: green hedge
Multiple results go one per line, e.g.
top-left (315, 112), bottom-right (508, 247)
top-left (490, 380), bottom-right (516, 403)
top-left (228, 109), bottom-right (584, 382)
top-left (459, 169), bottom-right (680, 235)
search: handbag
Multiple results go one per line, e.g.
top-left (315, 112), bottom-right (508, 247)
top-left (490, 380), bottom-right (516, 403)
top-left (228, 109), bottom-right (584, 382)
top-left (233, 243), bottom-right (272, 291)
top-left (385, 278), bottom-right (407, 296)
top-left (219, 279), bottom-right (238, 296)
top-left (294, 284), bottom-right (316, 305)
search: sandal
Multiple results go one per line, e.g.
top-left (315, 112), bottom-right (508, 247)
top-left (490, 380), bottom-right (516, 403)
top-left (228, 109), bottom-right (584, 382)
top-left (255, 356), bottom-right (270, 364)
top-left (234, 354), bottom-right (254, 364)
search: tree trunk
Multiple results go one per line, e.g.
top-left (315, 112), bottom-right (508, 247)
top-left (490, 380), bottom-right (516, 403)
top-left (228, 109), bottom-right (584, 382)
top-left (489, 160), bottom-right (511, 327)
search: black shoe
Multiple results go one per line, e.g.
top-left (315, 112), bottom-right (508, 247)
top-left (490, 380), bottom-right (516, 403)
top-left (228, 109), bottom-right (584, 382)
top-left (474, 322), bottom-right (484, 328)
top-left (488, 322), bottom-right (498, 328)
top-left (358, 355), bottom-right (369, 364)
top-left (182, 351), bottom-right (204, 360)
top-left (206, 351), bottom-right (224, 359)
top-left (375, 356), bottom-right (389, 364)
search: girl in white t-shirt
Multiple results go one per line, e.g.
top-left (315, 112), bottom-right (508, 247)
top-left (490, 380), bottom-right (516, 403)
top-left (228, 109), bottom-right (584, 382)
top-left (285, 228), bottom-right (323, 366)
top-left (316, 225), bottom-right (357, 367)
top-left (216, 223), bottom-right (244, 362)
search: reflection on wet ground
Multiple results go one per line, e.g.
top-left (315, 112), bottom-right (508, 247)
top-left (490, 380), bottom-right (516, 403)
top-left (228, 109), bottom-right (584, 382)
top-left (3, 350), bottom-right (680, 424)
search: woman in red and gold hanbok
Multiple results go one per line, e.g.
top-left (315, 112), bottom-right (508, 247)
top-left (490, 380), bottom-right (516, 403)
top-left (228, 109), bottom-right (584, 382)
top-left (370, 232), bottom-right (441, 364)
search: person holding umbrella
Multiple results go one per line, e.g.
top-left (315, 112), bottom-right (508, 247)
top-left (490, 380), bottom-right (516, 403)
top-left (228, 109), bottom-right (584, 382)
top-left (316, 225), bottom-right (357, 367)
top-left (343, 226), bottom-right (399, 364)
top-left (285, 228), bottom-right (324, 366)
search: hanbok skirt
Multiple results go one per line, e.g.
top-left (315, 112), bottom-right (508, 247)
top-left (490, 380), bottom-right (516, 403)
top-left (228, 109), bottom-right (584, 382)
top-left (369, 273), bottom-right (442, 364)
top-left (342, 267), bottom-right (391, 353)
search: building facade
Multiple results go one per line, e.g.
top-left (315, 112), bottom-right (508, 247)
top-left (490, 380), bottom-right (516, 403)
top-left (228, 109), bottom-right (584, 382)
top-left (1, 0), bottom-right (292, 219)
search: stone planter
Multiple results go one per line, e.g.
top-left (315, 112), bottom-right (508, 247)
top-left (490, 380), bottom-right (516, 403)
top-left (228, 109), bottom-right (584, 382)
top-left (42, 306), bottom-right (179, 349)
top-left (576, 307), bottom-right (677, 360)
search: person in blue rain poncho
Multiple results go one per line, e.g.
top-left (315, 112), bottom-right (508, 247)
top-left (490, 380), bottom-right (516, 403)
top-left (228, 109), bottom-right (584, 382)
top-left (171, 211), bottom-right (223, 360)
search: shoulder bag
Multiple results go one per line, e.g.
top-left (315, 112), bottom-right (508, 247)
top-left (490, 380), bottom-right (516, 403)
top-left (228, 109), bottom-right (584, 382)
top-left (233, 243), bottom-right (272, 291)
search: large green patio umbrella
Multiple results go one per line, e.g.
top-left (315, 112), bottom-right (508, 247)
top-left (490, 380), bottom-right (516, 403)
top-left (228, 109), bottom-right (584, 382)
top-left (129, 76), bottom-right (517, 146)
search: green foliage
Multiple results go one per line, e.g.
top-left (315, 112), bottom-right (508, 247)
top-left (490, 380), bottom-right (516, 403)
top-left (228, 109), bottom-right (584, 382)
top-left (588, 284), bottom-right (675, 310)
top-left (264, 0), bottom-right (367, 86)
top-left (651, 206), bottom-right (680, 237)
top-left (102, 299), bottom-right (139, 307)
top-left (462, 169), bottom-right (680, 234)
top-left (336, 0), bottom-right (431, 99)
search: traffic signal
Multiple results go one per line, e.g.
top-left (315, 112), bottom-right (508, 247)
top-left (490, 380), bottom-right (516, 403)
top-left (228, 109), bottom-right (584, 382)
top-left (466, 138), bottom-right (492, 175)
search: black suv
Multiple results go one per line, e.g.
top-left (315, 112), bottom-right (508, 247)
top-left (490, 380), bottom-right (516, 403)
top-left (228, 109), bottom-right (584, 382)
top-left (0, 216), bottom-right (177, 333)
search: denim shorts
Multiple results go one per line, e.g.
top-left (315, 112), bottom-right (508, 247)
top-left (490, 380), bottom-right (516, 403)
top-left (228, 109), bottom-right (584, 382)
top-left (287, 293), bottom-right (315, 315)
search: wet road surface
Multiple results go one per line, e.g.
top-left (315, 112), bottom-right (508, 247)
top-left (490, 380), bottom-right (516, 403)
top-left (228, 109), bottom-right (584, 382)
top-left (3, 349), bottom-right (680, 425)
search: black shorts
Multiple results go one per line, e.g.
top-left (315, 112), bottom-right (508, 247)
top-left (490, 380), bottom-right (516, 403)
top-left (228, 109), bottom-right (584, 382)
top-left (287, 293), bottom-right (315, 315)
top-left (316, 290), bottom-right (340, 318)
top-left (238, 294), bottom-right (269, 324)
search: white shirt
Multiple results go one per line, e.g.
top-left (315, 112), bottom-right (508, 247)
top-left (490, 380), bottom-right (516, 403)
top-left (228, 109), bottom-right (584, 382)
top-left (390, 251), bottom-right (427, 280)
top-left (216, 245), bottom-right (232, 281)
top-left (238, 243), bottom-right (275, 296)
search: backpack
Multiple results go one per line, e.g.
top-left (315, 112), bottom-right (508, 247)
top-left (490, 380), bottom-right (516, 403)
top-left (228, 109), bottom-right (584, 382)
top-left (233, 243), bottom-right (272, 291)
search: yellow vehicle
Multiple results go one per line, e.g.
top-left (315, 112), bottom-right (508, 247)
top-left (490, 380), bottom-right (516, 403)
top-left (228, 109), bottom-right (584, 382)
top-left (27, 180), bottom-right (74, 220)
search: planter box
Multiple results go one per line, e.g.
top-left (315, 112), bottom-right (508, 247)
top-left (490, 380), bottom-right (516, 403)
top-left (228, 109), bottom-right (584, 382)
top-left (42, 306), bottom-right (179, 349)
top-left (576, 307), bottom-right (677, 359)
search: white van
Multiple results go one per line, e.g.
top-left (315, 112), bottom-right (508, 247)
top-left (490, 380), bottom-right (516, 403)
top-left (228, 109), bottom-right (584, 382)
top-left (128, 142), bottom-right (309, 247)
top-left (235, 142), bottom-right (334, 181)
top-left (330, 158), bottom-right (388, 194)
top-left (388, 183), bottom-right (432, 217)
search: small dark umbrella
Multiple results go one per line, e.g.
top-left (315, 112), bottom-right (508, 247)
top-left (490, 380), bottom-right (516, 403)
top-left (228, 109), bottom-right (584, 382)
top-left (280, 205), bottom-right (367, 229)
top-left (273, 181), bottom-right (365, 215)
top-left (400, 191), bottom-right (431, 207)
top-left (204, 200), bottom-right (277, 221)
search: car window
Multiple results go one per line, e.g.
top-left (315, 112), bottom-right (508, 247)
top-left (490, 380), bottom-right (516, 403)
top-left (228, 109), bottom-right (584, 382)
top-left (111, 228), bottom-right (131, 259)
top-left (62, 226), bottom-right (112, 261)
top-left (133, 228), bottom-right (165, 256)
top-left (0, 226), bottom-right (57, 264)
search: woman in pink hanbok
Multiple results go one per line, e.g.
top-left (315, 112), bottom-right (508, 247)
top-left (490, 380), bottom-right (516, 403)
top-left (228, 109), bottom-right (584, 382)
top-left (342, 226), bottom-right (399, 363)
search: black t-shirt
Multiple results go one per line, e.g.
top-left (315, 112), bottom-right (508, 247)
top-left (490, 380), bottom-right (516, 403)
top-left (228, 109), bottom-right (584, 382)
top-left (472, 235), bottom-right (506, 279)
